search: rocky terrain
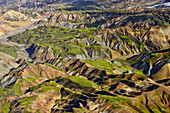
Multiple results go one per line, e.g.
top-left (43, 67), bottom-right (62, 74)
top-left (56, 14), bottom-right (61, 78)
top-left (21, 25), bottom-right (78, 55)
top-left (0, 0), bottom-right (170, 11)
top-left (0, 1), bottom-right (169, 113)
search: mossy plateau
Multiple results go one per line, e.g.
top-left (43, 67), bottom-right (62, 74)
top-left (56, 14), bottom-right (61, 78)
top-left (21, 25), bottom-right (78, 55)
top-left (98, 95), bottom-right (130, 104)
top-left (65, 76), bottom-right (97, 88)
top-left (7, 26), bottom-right (96, 46)
top-left (0, 44), bottom-right (18, 58)
top-left (83, 59), bottom-right (115, 74)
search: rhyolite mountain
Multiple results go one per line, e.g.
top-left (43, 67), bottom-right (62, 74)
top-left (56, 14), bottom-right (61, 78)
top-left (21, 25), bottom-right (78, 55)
top-left (0, 0), bottom-right (170, 9)
top-left (0, 1), bottom-right (169, 113)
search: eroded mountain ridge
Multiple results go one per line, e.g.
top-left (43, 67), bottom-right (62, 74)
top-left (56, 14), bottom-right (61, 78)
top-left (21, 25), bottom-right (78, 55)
top-left (0, 6), bottom-right (169, 113)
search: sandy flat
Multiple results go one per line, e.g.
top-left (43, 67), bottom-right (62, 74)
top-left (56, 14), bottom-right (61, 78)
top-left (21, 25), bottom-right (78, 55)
top-left (3, 21), bottom-right (34, 26)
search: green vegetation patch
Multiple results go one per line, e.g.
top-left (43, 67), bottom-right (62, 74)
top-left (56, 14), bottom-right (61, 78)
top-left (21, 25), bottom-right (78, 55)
top-left (0, 44), bottom-right (18, 58)
top-left (120, 64), bottom-right (131, 71)
top-left (121, 36), bottom-right (129, 40)
top-left (8, 26), bottom-right (97, 56)
top-left (18, 97), bottom-right (36, 104)
top-left (11, 25), bottom-right (20, 28)
top-left (134, 69), bottom-right (144, 75)
top-left (73, 108), bottom-right (86, 112)
top-left (29, 79), bottom-right (60, 92)
top-left (17, 97), bottom-right (36, 112)
top-left (116, 60), bottom-right (144, 75)
top-left (0, 78), bottom-right (29, 112)
top-left (150, 107), bottom-right (162, 113)
top-left (120, 64), bottom-right (144, 75)
top-left (63, 42), bottom-right (83, 55)
top-left (65, 76), bottom-right (97, 88)
top-left (120, 35), bottom-right (146, 53)
top-left (0, 78), bottom-right (24, 99)
top-left (98, 95), bottom-right (130, 105)
top-left (0, 99), bottom-right (10, 113)
top-left (142, 53), bottom-right (161, 63)
top-left (83, 59), bottom-right (115, 74)
top-left (153, 91), bottom-right (159, 96)
top-left (44, 63), bottom-right (65, 72)
top-left (36, 85), bottom-right (54, 93)
top-left (8, 26), bottom-right (96, 45)
top-left (150, 53), bottom-right (161, 59)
